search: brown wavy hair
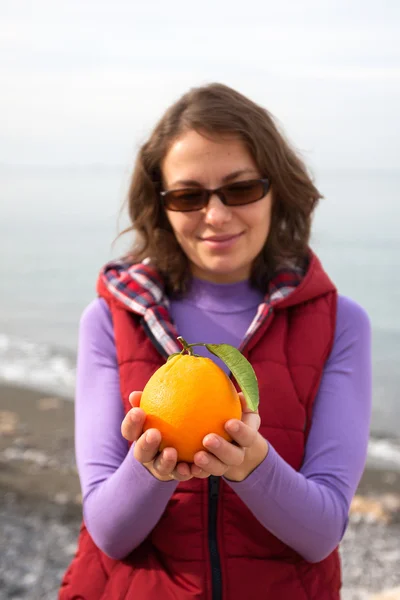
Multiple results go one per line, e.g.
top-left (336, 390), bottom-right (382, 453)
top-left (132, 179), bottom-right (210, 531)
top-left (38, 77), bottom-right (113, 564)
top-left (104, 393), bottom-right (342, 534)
top-left (121, 82), bottom-right (322, 295)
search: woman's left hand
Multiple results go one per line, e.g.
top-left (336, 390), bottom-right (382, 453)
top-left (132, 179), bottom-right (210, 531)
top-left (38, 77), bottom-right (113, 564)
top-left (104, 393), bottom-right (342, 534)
top-left (191, 393), bottom-right (269, 482)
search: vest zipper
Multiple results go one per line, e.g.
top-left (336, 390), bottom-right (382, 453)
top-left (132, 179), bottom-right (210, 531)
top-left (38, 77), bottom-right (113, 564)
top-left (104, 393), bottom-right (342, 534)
top-left (208, 475), bottom-right (222, 600)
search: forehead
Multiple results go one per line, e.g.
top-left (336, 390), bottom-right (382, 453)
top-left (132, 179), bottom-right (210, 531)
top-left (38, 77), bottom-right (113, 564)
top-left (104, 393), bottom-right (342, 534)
top-left (161, 130), bottom-right (258, 184)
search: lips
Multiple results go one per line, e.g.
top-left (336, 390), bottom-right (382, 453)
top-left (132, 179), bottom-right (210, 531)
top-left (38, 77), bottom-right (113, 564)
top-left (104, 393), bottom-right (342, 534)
top-left (198, 232), bottom-right (244, 251)
top-left (201, 233), bottom-right (243, 242)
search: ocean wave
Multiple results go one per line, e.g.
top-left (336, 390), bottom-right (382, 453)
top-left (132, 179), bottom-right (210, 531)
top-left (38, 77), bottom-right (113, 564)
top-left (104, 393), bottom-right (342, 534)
top-left (0, 333), bottom-right (76, 399)
top-left (367, 438), bottom-right (400, 471)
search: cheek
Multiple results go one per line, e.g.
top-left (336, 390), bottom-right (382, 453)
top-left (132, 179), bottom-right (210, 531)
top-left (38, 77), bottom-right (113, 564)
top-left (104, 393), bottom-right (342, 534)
top-left (167, 214), bottom-right (198, 243)
top-left (246, 202), bottom-right (272, 236)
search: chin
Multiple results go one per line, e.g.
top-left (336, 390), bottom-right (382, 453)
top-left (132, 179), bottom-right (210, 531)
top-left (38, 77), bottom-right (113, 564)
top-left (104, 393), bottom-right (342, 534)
top-left (203, 262), bottom-right (249, 283)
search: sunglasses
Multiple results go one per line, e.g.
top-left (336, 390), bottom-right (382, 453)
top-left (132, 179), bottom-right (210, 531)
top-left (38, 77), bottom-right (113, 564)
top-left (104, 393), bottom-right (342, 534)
top-left (160, 178), bottom-right (271, 212)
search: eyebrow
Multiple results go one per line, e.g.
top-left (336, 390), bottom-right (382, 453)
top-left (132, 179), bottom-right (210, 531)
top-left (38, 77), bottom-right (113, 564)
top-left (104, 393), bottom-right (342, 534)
top-left (168, 168), bottom-right (259, 189)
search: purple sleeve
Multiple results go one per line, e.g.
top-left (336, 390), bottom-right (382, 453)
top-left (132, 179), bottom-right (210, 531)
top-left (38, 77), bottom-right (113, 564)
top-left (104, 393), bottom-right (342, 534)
top-left (224, 296), bottom-right (372, 563)
top-left (75, 299), bottom-right (178, 560)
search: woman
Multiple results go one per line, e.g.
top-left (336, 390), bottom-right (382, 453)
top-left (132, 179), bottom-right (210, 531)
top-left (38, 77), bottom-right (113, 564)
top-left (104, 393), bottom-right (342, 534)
top-left (59, 83), bottom-right (372, 599)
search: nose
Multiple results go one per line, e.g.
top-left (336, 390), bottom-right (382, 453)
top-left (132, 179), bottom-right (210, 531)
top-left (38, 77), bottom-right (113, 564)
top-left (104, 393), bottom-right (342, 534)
top-left (203, 193), bottom-right (232, 226)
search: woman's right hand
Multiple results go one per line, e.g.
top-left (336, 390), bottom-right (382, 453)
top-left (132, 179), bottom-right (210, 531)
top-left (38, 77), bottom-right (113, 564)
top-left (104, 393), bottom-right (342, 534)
top-left (121, 391), bottom-right (205, 482)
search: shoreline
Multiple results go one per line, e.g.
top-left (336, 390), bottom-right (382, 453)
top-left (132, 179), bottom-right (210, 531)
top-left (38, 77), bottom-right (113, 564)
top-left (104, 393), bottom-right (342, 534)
top-left (1, 382), bottom-right (400, 599)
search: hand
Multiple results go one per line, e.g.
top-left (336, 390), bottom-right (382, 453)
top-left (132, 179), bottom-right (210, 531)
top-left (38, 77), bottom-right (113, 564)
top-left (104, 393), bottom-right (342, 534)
top-left (121, 391), bottom-right (209, 483)
top-left (191, 393), bottom-right (268, 482)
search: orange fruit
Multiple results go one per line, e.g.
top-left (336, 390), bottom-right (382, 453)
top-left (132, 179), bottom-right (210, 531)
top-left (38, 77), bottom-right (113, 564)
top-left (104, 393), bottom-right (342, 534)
top-left (140, 353), bottom-right (242, 463)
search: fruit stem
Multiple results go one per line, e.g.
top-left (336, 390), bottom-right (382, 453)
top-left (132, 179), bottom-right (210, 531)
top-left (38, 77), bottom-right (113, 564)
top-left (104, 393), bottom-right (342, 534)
top-left (177, 337), bottom-right (209, 356)
top-left (177, 336), bottom-right (193, 355)
top-left (187, 343), bottom-right (208, 348)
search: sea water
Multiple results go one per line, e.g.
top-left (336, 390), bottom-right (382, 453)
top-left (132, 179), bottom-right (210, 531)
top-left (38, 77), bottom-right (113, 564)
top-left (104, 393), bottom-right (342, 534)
top-left (1, 166), bottom-right (399, 469)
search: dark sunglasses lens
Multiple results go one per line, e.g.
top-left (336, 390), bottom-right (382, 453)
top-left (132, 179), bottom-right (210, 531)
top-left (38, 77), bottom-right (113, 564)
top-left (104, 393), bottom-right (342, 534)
top-left (164, 189), bottom-right (206, 211)
top-left (224, 180), bottom-right (266, 206)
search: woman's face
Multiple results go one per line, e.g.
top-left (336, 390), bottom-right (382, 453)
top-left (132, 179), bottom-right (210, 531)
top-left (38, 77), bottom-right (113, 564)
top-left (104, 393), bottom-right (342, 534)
top-left (161, 129), bottom-right (272, 284)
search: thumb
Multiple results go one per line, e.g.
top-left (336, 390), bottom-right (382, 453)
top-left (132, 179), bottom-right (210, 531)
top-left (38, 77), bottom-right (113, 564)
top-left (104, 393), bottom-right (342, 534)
top-left (238, 392), bottom-right (259, 416)
top-left (242, 410), bottom-right (261, 432)
top-left (238, 392), bottom-right (261, 431)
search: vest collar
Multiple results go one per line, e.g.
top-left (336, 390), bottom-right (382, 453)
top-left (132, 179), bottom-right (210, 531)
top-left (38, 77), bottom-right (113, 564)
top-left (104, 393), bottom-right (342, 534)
top-left (96, 249), bottom-right (335, 357)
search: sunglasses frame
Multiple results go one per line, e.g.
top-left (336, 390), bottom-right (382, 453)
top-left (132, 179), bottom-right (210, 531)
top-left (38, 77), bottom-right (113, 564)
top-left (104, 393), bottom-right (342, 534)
top-left (160, 178), bottom-right (271, 212)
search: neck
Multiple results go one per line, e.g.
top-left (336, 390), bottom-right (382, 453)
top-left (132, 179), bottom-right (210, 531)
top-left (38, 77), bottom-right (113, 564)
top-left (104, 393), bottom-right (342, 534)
top-left (190, 266), bottom-right (251, 285)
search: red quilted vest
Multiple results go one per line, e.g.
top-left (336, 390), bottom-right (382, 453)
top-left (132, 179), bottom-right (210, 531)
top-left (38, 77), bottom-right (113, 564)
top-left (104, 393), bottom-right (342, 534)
top-left (60, 253), bottom-right (341, 600)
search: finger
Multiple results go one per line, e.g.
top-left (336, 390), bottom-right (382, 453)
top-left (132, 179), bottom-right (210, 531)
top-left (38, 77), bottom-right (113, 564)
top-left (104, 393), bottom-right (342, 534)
top-left (233, 395), bottom-right (261, 431)
top-left (133, 429), bottom-right (162, 463)
top-left (224, 419), bottom-right (260, 447)
top-left (202, 435), bottom-right (245, 467)
top-left (241, 411), bottom-right (261, 431)
top-left (193, 450), bottom-right (231, 477)
top-left (190, 464), bottom-right (210, 479)
top-left (128, 391), bottom-right (142, 408)
top-left (121, 407), bottom-right (146, 441)
top-left (172, 462), bottom-right (194, 481)
top-left (152, 447), bottom-right (178, 477)
top-left (151, 456), bottom-right (193, 482)
top-left (238, 392), bottom-right (260, 416)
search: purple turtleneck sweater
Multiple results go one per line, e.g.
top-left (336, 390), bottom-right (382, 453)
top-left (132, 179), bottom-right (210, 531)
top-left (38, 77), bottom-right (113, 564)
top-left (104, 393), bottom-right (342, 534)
top-left (75, 278), bottom-right (372, 563)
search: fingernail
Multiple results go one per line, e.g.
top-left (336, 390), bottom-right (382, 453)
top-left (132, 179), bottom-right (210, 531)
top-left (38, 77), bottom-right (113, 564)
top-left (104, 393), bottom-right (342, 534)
top-left (205, 436), bottom-right (220, 449)
top-left (146, 431), bottom-right (156, 444)
top-left (198, 454), bottom-right (209, 465)
top-left (228, 422), bottom-right (240, 433)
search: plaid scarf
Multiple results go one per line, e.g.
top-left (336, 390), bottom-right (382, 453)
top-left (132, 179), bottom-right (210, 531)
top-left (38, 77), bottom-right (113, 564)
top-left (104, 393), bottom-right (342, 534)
top-left (98, 258), bottom-right (305, 358)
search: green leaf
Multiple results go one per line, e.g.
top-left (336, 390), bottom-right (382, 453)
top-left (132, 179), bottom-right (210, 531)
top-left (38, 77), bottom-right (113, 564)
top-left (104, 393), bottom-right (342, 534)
top-left (205, 343), bottom-right (259, 411)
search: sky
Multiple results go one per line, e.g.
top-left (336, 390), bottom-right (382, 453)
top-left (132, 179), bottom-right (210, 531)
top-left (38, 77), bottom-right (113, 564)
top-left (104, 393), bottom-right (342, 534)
top-left (1, 0), bottom-right (399, 170)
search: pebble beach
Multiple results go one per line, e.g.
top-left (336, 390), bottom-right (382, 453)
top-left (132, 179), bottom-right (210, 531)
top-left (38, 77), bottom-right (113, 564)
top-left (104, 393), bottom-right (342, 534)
top-left (1, 383), bottom-right (400, 600)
